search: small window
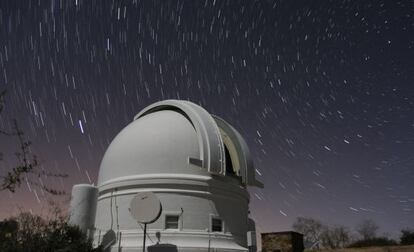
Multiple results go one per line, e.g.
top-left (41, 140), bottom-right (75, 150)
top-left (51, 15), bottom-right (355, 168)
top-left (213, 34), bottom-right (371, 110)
top-left (165, 215), bottom-right (179, 229)
top-left (211, 218), bottom-right (223, 232)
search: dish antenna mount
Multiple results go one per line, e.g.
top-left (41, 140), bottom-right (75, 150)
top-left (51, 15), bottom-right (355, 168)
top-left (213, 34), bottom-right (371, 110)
top-left (129, 192), bottom-right (162, 252)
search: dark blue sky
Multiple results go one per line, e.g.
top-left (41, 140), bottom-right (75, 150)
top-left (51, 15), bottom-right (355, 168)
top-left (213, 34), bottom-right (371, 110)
top-left (0, 0), bottom-right (413, 238)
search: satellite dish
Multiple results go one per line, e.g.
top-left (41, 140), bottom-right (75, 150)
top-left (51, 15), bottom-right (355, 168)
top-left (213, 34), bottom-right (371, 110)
top-left (129, 192), bottom-right (162, 224)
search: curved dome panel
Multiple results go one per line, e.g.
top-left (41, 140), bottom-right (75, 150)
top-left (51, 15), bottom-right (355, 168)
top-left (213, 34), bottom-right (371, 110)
top-left (98, 109), bottom-right (200, 186)
top-left (134, 100), bottom-right (226, 175)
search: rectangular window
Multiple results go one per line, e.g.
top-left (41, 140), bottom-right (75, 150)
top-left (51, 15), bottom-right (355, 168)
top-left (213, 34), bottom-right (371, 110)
top-left (211, 218), bottom-right (223, 232)
top-left (165, 215), bottom-right (179, 229)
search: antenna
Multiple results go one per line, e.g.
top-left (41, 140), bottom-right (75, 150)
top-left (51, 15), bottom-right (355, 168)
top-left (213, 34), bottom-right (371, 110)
top-left (129, 192), bottom-right (162, 252)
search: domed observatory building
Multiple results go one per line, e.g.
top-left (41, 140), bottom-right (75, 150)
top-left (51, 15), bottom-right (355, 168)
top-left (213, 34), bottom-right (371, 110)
top-left (69, 100), bottom-right (263, 252)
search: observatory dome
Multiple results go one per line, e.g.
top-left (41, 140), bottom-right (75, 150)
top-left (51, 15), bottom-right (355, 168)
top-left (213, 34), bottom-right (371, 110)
top-left (69, 100), bottom-right (263, 251)
top-left (97, 100), bottom-right (262, 190)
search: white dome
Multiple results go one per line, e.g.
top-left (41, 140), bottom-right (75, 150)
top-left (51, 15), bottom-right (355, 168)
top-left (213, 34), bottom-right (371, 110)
top-left (98, 109), bottom-right (202, 186)
top-left (97, 100), bottom-right (262, 189)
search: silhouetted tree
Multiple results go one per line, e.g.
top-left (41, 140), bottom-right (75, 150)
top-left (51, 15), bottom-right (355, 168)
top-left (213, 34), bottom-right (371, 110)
top-left (356, 219), bottom-right (379, 240)
top-left (292, 217), bottom-right (324, 248)
top-left (400, 229), bottom-right (414, 245)
top-left (1, 91), bottom-right (97, 250)
top-left (0, 211), bottom-right (101, 252)
top-left (320, 225), bottom-right (350, 249)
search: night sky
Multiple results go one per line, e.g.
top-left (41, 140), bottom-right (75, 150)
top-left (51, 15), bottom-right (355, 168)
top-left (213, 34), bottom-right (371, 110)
top-left (0, 0), bottom-right (413, 239)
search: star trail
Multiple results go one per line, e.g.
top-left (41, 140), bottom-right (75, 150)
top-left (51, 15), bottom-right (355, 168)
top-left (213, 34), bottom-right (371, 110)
top-left (0, 0), bottom-right (413, 238)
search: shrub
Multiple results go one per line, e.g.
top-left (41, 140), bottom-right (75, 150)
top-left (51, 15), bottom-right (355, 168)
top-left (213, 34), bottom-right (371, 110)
top-left (0, 212), bottom-right (100, 252)
top-left (400, 229), bottom-right (414, 245)
top-left (348, 237), bottom-right (398, 248)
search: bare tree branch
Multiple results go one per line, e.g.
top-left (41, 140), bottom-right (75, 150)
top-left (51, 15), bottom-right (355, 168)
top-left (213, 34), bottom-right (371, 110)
top-left (0, 90), bottom-right (67, 195)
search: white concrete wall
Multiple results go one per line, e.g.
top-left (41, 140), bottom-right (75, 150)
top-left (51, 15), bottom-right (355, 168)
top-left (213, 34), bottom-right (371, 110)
top-left (94, 175), bottom-right (249, 251)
